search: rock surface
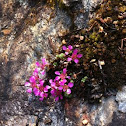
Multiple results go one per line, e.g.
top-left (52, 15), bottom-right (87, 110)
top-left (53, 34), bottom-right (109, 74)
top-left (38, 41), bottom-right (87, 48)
top-left (65, 97), bottom-right (118, 126)
top-left (116, 86), bottom-right (126, 113)
top-left (0, 0), bottom-right (70, 125)
top-left (0, 0), bottom-right (126, 126)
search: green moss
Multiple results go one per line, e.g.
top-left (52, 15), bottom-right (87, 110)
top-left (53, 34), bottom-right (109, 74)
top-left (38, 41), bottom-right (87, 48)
top-left (50, 0), bottom-right (126, 102)
top-left (47, 0), bottom-right (65, 9)
top-left (119, 6), bottom-right (126, 12)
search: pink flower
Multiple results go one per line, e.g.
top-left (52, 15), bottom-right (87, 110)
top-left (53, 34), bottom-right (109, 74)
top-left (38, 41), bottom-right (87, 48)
top-left (41, 58), bottom-right (48, 69)
top-left (51, 89), bottom-right (63, 101)
top-left (25, 82), bottom-right (31, 86)
top-left (25, 81), bottom-right (36, 94)
top-left (25, 76), bottom-right (37, 94)
top-left (36, 58), bottom-right (48, 70)
top-left (67, 49), bottom-right (82, 63)
top-left (68, 82), bottom-right (74, 88)
top-left (33, 87), bottom-right (40, 96)
top-left (55, 68), bottom-right (70, 80)
top-left (29, 76), bottom-right (36, 83)
top-left (49, 68), bottom-right (74, 96)
top-left (62, 45), bottom-right (73, 55)
top-left (61, 82), bottom-right (74, 94)
top-left (25, 56), bottom-right (76, 101)
top-left (41, 70), bottom-right (45, 75)
top-left (27, 88), bottom-right (32, 93)
top-left (39, 92), bottom-right (48, 101)
top-left (66, 89), bottom-right (71, 94)
top-left (49, 77), bottom-right (64, 90)
top-left (49, 79), bottom-right (56, 87)
top-left (25, 77), bottom-right (50, 101)
top-left (35, 79), bottom-right (50, 100)
top-left (60, 79), bottom-right (67, 85)
top-left (33, 68), bottom-right (39, 76)
top-left (35, 58), bottom-right (48, 79)
top-left (25, 58), bottom-right (51, 101)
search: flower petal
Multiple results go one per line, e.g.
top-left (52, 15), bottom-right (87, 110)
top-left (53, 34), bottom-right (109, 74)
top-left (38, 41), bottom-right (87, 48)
top-left (39, 80), bottom-right (44, 86)
top-left (36, 62), bottom-right (40, 67)
top-left (63, 68), bottom-right (67, 73)
top-left (58, 86), bottom-right (63, 90)
top-left (51, 82), bottom-right (55, 87)
top-left (77, 54), bottom-right (83, 58)
top-left (65, 52), bottom-right (69, 55)
top-left (29, 76), bottom-right (36, 83)
top-left (40, 92), bottom-right (44, 97)
top-left (25, 82), bottom-right (31, 86)
top-left (49, 79), bottom-right (53, 83)
top-left (67, 89), bottom-right (71, 94)
top-left (68, 45), bottom-right (73, 50)
top-left (27, 88), bottom-right (32, 93)
top-left (34, 90), bottom-right (40, 96)
top-left (42, 58), bottom-right (47, 65)
top-left (67, 76), bottom-right (71, 79)
top-left (59, 81), bottom-right (64, 86)
top-left (55, 76), bottom-right (60, 81)
top-left (34, 68), bottom-right (39, 73)
top-left (44, 87), bottom-right (48, 92)
top-left (63, 88), bottom-right (66, 92)
top-left (55, 71), bottom-right (60, 75)
top-left (51, 89), bottom-right (55, 95)
top-left (55, 97), bottom-right (59, 101)
top-left (39, 97), bottom-right (44, 101)
top-left (62, 45), bottom-right (67, 50)
top-left (41, 70), bottom-right (45, 75)
top-left (67, 57), bottom-right (72, 62)
top-left (60, 95), bottom-right (63, 99)
top-left (33, 87), bottom-right (38, 92)
top-left (74, 59), bottom-right (79, 64)
top-left (68, 82), bottom-right (74, 88)
top-left (44, 93), bottom-right (48, 98)
top-left (60, 79), bottom-right (67, 85)
top-left (46, 85), bottom-right (51, 89)
top-left (73, 49), bottom-right (78, 54)
top-left (33, 71), bottom-right (38, 76)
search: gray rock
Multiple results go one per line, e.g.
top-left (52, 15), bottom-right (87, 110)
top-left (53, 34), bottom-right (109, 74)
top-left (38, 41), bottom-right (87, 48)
top-left (116, 86), bottom-right (126, 102)
top-left (116, 86), bottom-right (126, 113)
top-left (118, 102), bottom-right (126, 113)
top-left (28, 115), bottom-right (38, 126)
top-left (90, 97), bottom-right (117, 126)
top-left (62, 0), bottom-right (80, 6)
top-left (3, 116), bottom-right (28, 126)
top-left (108, 112), bottom-right (126, 126)
top-left (82, 0), bottom-right (101, 11)
top-left (38, 101), bottom-right (65, 126)
top-left (2, 115), bottom-right (38, 126)
top-left (0, 0), bottom-right (105, 126)
top-left (64, 97), bottom-right (118, 126)
top-left (0, 0), bottom-right (70, 125)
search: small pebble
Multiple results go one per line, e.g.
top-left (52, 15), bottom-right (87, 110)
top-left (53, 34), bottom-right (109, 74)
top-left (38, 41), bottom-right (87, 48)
top-left (82, 119), bottom-right (88, 125)
top-left (80, 36), bottom-right (84, 40)
top-left (99, 60), bottom-right (105, 66)
top-left (62, 39), bottom-right (67, 44)
top-left (90, 59), bottom-right (96, 63)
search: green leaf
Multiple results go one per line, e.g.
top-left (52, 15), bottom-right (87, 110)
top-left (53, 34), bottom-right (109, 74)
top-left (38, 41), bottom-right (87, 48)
top-left (53, 62), bottom-right (58, 66)
top-left (81, 76), bottom-right (88, 83)
top-left (70, 80), bottom-right (74, 83)
top-left (59, 53), bottom-right (65, 58)
top-left (56, 55), bottom-right (59, 58)
top-left (69, 73), bottom-right (72, 75)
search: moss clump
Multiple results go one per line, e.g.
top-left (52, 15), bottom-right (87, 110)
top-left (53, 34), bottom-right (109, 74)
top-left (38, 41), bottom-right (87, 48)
top-left (46, 0), bottom-right (65, 9)
top-left (54, 0), bottom-right (126, 103)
